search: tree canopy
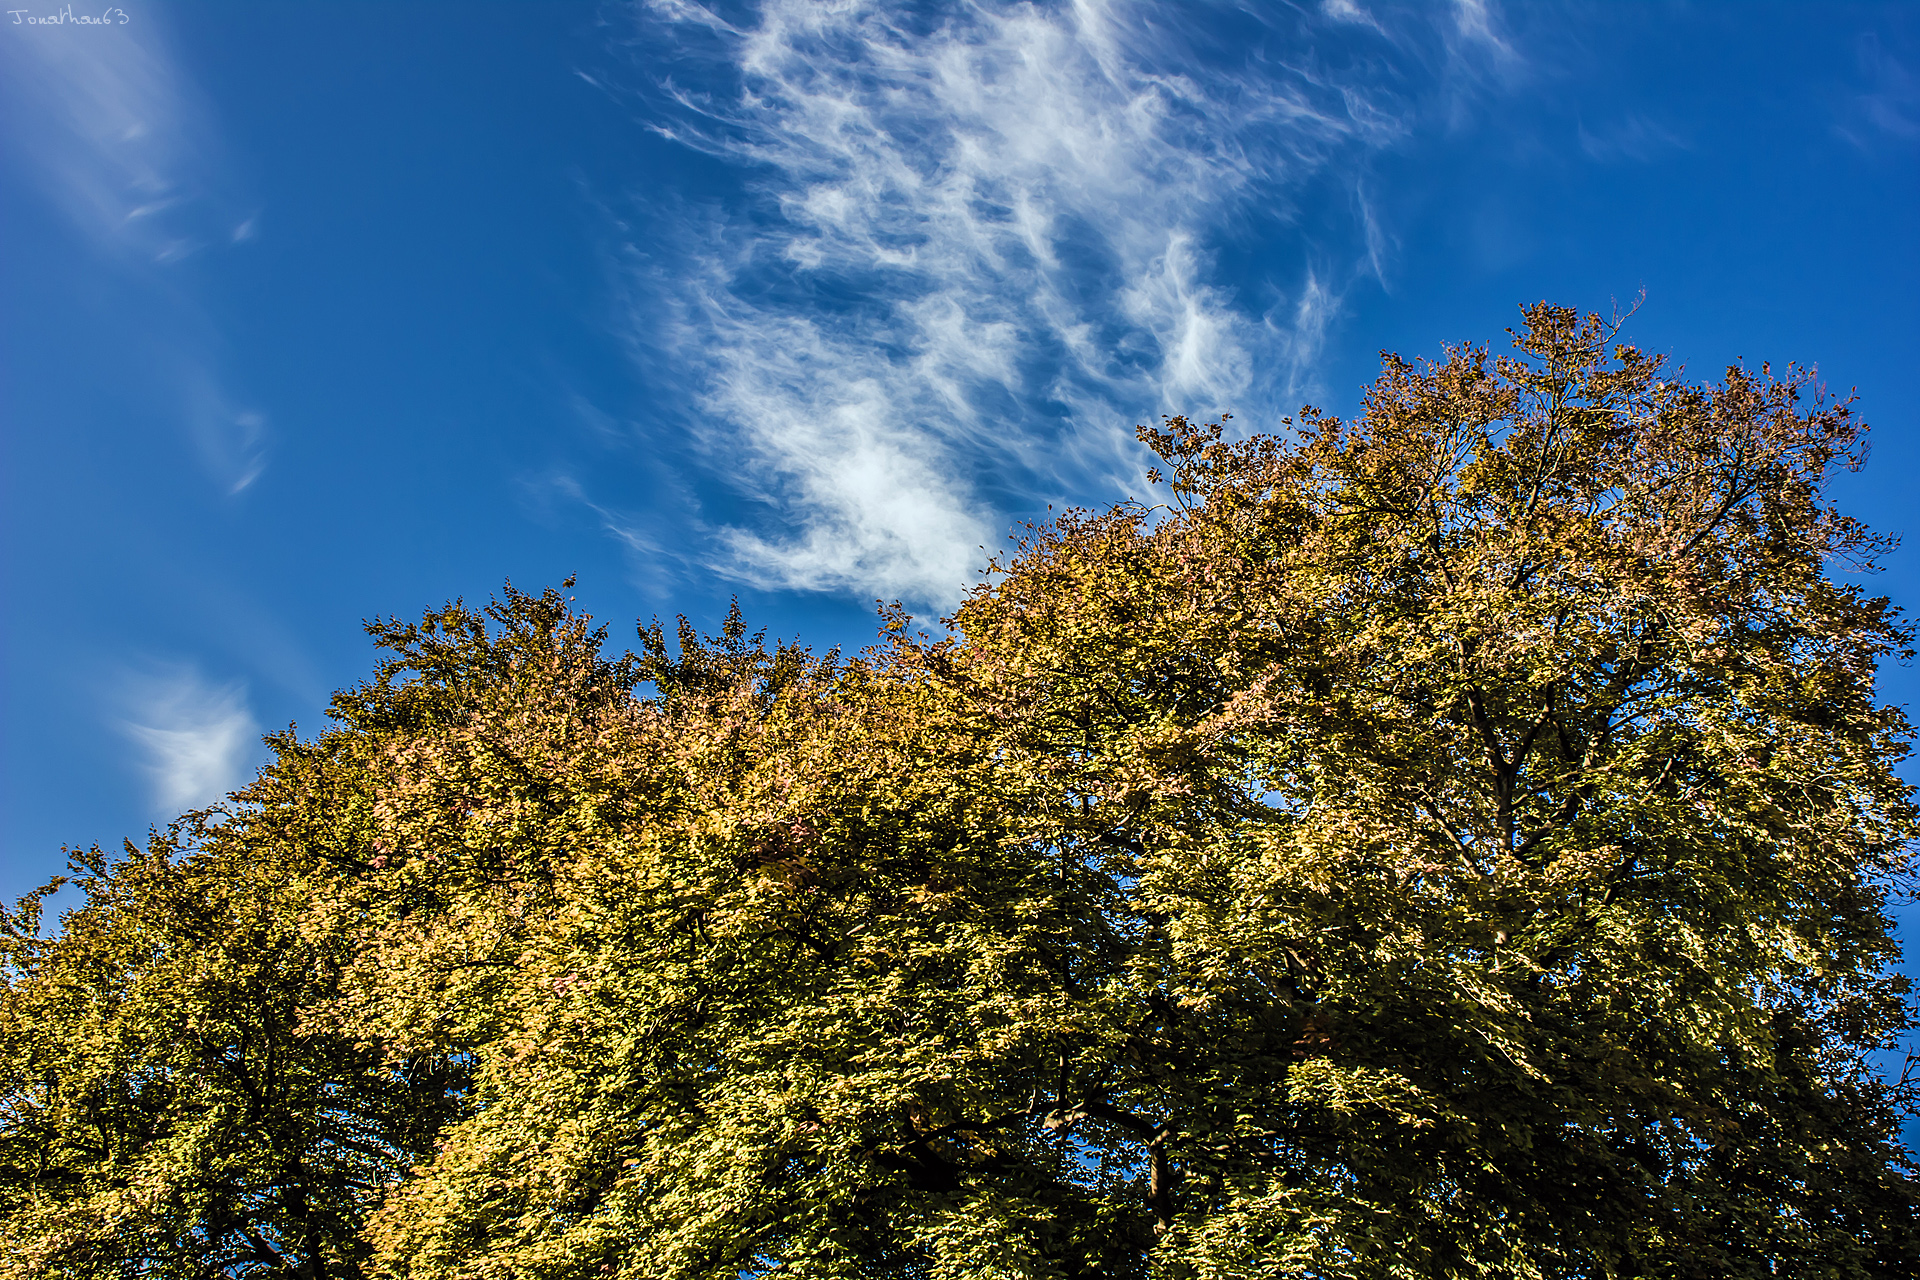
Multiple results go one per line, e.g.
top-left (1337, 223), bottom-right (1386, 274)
top-left (5, 305), bottom-right (1916, 1278)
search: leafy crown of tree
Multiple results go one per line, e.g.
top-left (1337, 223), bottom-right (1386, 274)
top-left (4, 306), bottom-right (1915, 1279)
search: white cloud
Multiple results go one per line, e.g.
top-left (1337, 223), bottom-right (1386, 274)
top-left (1322, 0), bottom-right (1384, 34)
top-left (119, 665), bottom-right (259, 815)
top-left (1577, 113), bottom-right (1687, 164)
top-left (1450, 0), bottom-right (1516, 64)
top-left (0, 10), bottom-right (229, 262)
top-left (183, 374), bottom-right (267, 495)
top-left (1842, 34), bottom-right (1919, 147)
top-left (0, 10), bottom-right (266, 492)
top-left (621, 0), bottom-right (1442, 605)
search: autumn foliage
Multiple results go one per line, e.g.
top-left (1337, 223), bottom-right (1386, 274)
top-left (5, 306), bottom-right (1917, 1277)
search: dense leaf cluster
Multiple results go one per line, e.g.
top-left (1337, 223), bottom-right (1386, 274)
top-left (5, 307), bottom-right (1917, 1277)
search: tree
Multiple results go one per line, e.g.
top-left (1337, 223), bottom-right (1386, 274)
top-left (907, 304), bottom-right (1920, 1275)
top-left (0, 598), bottom-right (528, 1280)
top-left (0, 824), bottom-right (464, 1280)
top-left (5, 307), bottom-right (1915, 1278)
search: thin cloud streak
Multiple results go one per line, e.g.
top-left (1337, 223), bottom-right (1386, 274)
top-left (1, 10), bottom-right (266, 493)
top-left (118, 665), bottom-right (259, 815)
top-left (1576, 113), bottom-right (1687, 164)
top-left (622, 0), bottom-right (1464, 605)
top-left (0, 11), bottom-right (213, 263)
top-left (1449, 0), bottom-right (1519, 68)
top-left (1841, 33), bottom-right (1920, 147)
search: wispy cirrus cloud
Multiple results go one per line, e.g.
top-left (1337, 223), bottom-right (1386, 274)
top-left (1577, 113), bottom-right (1687, 164)
top-left (0, 6), bottom-right (218, 263)
top-left (117, 664), bottom-right (259, 814)
top-left (0, 8), bottom-right (265, 492)
top-left (609, 0), bottom-right (1496, 605)
top-left (1449, 0), bottom-right (1517, 65)
top-left (1840, 31), bottom-right (1919, 147)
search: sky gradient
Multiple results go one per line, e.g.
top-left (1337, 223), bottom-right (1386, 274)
top-left (4, 0), bottom-right (1917, 952)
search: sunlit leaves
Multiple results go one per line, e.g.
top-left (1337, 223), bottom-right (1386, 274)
top-left (5, 310), bottom-right (1916, 1277)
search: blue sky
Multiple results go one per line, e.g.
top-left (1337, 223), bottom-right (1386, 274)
top-left (3, 0), bottom-right (1916, 924)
